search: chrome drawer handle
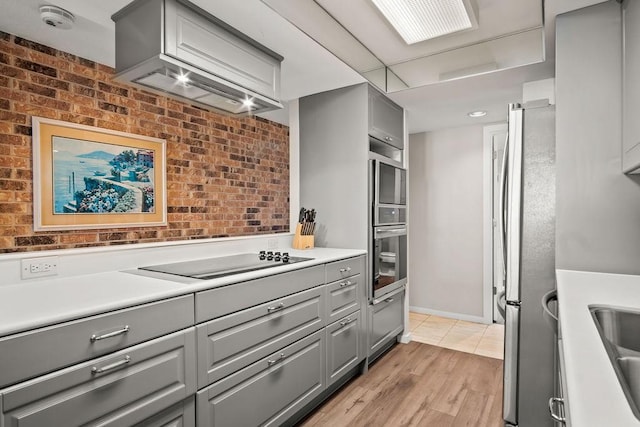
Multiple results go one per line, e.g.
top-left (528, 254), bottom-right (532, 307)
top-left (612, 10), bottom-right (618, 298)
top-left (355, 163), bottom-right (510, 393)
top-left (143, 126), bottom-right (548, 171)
top-left (340, 280), bottom-right (353, 287)
top-left (267, 303), bottom-right (285, 313)
top-left (548, 397), bottom-right (566, 424)
top-left (267, 353), bottom-right (285, 366)
top-left (91, 355), bottom-right (131, 375)
top-left (90, 325), bottom-right (130, 342)
top-left (340, 317), bottom-right (355, 326)
top-left (339, 267), bottom-right (352, 273)
top-left (385, 297), bottom-right (394, 303)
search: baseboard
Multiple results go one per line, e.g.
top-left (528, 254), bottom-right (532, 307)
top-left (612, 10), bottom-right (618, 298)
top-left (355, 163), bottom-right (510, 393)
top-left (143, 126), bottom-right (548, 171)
top-left (398, 331), bottom-right (412, 344)
top-left (409, 306), bottom-right (491, 324)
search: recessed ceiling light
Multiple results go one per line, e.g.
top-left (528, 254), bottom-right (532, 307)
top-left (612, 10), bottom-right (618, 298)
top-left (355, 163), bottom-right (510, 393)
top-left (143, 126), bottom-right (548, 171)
top-left (371, 0), bottom-right (478, 45)
top-left (468, 110), bottom-right (487, 118)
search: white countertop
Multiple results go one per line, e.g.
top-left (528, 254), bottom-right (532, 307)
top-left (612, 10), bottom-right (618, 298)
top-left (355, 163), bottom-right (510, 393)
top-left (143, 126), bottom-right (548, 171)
top-left (0, 247), bottom-right (365, 338)
top-left (556, 269), bottom-right (640, 426)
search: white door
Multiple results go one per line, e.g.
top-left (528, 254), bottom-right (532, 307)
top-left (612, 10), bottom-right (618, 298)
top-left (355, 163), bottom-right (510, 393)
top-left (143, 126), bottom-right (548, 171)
top-left (492, 129), bottom-right (507, 323)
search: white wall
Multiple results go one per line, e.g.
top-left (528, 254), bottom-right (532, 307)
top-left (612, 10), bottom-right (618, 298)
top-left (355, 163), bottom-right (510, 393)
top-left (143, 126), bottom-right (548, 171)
top-left (556, 2), bottom-right (640, 274)
top-left (408, 125), bottom-right (485, 320)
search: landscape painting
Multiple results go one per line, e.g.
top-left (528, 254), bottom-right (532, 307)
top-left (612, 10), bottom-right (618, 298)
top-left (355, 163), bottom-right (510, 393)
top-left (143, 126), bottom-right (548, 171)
top-left (32, 117), bottom-right (166, 231)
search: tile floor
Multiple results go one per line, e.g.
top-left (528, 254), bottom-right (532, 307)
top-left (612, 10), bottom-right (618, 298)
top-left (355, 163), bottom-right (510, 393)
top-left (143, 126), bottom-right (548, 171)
top-left (409, 312), bottom-right (505, 359)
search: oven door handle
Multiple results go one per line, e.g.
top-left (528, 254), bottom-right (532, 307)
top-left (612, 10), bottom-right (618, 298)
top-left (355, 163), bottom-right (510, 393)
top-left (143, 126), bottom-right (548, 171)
top-left (374, 227), bottom-right (407, 239)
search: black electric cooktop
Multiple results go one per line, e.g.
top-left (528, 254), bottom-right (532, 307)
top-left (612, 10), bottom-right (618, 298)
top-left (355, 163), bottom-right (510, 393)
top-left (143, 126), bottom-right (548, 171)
top-left (138, 252), bottom-right (313, 280)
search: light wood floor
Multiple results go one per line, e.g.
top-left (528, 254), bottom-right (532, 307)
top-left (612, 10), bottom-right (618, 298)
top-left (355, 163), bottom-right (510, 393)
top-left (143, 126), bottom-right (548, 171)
top-left (299, 341), bottom-right (503, 427)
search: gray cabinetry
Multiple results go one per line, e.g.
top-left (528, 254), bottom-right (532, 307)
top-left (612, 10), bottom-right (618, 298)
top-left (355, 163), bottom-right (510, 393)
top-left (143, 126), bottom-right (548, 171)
top-left (325, 255), bottom-right (365, 323)
top-left (1, 328), bottom-right (196, 427)
top-left (369, 290), bottom-right (405, 357)
top-left (196, 285), bottom-right (325, 387)
top-left (326, 274), bottom-right (361, 322)
top-left (196, 330), bottom-right (325, 427)
top-left (623, 0), bottom-right (640, 173)
top-left (164, 0), bottom-right (281, 100)
top-left (326, 310), bottom-right (362, 387)
top-left (0, 294), bottom-right (194, 389)
top-left (137, 396), bottom-right (195, 427)
top-left (195, 265), bottom-right (324, 323)
top-left (368, 87), bottom-right (404, 150)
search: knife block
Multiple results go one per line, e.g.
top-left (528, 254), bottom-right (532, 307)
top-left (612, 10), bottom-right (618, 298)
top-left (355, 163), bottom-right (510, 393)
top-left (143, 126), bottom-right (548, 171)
top-left (292, 223), bottom-right (314, 250)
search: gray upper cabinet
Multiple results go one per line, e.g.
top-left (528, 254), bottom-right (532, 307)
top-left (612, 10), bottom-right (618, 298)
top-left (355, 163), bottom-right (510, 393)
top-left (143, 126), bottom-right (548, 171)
top-left (623, 0), bottom-right (640, 174)
top-left (164, 0), bottom-right (281, 100)
top-left (368, 87), bottom-right (404, 150)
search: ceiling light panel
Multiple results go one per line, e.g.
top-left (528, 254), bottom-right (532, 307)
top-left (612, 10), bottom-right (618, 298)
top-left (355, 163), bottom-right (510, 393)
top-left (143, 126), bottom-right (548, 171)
top-left (371, 0), bottom-right (477, 45)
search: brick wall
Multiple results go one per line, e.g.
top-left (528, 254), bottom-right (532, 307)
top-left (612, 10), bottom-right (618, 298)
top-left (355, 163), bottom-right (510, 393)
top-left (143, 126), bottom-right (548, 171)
top-left (0, 32), bottom-right (290, 253)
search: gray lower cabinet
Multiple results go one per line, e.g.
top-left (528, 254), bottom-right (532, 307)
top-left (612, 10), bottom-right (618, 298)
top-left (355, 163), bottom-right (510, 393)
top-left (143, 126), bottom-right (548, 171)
top-left (369, 290), bottom-right (405, 357)
top-left (195, 265), bottom-right (325, 323)
top-left (1, 328), bottom-right (197, 427)
top-left (196, 330), bottom-right (325, 427)
top-left (326, 310), bottom-right (362, 387)
top-left (196, 285), bottom-right (325, 387)
top-left (0, 294), bottom-right (194, 389)
top-left (326, 273), bottom-right (361, 323)
top-left (136, 396), bottom-right (196, 427)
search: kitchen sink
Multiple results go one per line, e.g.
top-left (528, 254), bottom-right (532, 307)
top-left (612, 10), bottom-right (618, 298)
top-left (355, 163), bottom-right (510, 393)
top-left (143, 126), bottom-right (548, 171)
top-left (590, 305), bottom-right (640, 420)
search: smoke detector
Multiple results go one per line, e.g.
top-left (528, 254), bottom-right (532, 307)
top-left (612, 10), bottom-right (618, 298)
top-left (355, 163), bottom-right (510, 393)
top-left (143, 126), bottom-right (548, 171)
top-left (39, 5), bottom-right (75, 30)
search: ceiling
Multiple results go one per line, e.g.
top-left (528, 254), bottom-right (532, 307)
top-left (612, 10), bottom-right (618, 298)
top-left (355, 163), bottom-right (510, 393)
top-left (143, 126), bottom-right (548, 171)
top-left (1, 0), bottom-right (608, 134)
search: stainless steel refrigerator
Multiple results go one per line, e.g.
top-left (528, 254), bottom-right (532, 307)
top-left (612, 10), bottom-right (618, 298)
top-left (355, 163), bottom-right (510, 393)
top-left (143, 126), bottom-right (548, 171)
top-left (500, 102), bottom-right (556, 427)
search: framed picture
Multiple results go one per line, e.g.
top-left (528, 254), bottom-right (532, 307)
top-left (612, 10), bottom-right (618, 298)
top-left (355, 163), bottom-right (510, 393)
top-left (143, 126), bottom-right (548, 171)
top-left (32, 117), bottom-right (167, 231)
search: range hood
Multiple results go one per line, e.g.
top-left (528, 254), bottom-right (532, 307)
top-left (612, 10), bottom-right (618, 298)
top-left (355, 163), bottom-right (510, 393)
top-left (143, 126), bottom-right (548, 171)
top-left (111, 0), bottom-right (284, 115)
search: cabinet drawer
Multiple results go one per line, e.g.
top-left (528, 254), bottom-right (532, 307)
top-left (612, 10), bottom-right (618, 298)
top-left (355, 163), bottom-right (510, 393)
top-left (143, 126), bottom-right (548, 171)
top-left (325, 256), bottom-right (365, 283)
top-left (326, 310), bottom-right (362, 387)
top-left (196, 286), bottom-right (325, 387)
top-left (369, 290), bottom-right (404, 356)
top-left (0, 294), bottom-right (194, 389)
top-left (196, 330), bottom-right (325, 427)
top-left (1, 328), bottom-right (197, 427)
top-left (195, 265), bottom-right (324, 322)
top-left (326, 273), bottom-right (361, 322)
top-left (136, 396), bottom-right (195, 427)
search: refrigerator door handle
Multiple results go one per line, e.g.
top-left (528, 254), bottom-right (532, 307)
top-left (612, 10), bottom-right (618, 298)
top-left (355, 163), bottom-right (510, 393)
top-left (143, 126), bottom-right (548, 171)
top-left (505, 104), bottom-right (524, 302)
top-left (497, 289), bottom-right (506, 319)
top-left (503, 304), bottom-right (520, 425)
top-left (499, 132), bottom-right (509, 290)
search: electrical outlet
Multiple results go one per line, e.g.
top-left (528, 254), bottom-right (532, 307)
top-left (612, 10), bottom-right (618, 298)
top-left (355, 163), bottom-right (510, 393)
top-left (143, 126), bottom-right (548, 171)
top-left (267, 238), bottom-right (278, 250)
top-left (21, 256), bottom-right (59, 279)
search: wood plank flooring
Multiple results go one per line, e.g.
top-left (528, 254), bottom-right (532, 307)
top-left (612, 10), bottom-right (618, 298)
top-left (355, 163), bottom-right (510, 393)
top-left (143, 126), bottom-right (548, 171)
top-left (299, 341), bottom-right (503, 427)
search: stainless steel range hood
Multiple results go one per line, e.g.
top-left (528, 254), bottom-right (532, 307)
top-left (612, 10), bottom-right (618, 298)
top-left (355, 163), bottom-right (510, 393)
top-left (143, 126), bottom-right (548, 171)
top-left (112, 0), bottom-right (283, 115)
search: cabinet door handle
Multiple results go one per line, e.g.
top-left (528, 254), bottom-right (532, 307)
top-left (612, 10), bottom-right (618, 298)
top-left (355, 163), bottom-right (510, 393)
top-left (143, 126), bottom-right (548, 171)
top-left (90, 325), bottom-right (130, 342)
top-left (548, 397), bottom-right (566, 424)
top-left (340, 317), bottom-right (356, 326)
top-left (339, 267), bottom-right (352, 273)
top-left (267, 352), bottom-right (286, 366)
top-left (91, 355), bottom-right (131, 375)
top-left (267, 303), bottom-right (285, 313)
top-left (385, 297), bottom-right (394, 303)
top-left (340, 280), bottom-right (353, 287)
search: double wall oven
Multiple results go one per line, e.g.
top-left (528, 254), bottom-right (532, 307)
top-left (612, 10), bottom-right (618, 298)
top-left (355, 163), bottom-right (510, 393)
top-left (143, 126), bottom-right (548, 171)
top-left (370, 159), bottom-right (407, 300)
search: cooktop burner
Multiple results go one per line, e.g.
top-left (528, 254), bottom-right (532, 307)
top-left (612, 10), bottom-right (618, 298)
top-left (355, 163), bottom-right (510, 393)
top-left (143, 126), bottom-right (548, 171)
top-left (138, 252), bottom-right (313, 280)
